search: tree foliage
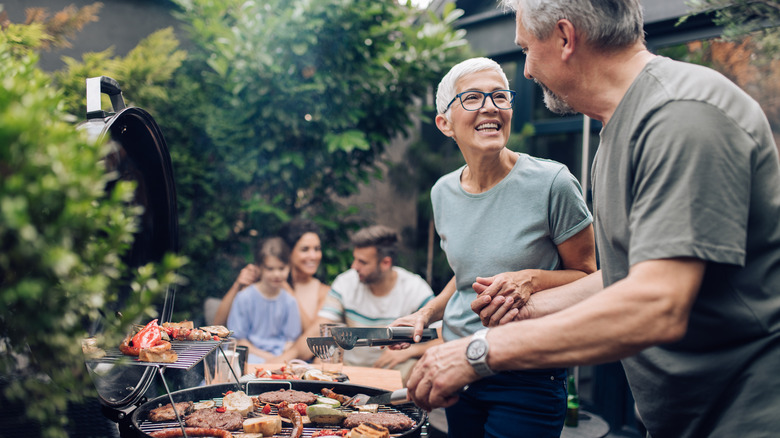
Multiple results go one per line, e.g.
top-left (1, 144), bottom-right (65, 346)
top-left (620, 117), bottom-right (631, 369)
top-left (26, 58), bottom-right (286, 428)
top-left (682, 0), bottom-right (780, 59)
top-left (0, 15), bottom-right (185, 438)
top-left (160, 0), bottom-right (469, 314)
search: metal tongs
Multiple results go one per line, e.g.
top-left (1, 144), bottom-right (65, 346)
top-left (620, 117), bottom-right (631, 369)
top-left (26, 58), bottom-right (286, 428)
top-left (306, 326), bottom-right (438, 359)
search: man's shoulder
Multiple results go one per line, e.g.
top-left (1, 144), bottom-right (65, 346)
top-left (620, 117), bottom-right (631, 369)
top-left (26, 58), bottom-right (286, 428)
top-left (331, 269), bottom-right (361, 293)
top-left (392, 267), bottom-right (433, 295)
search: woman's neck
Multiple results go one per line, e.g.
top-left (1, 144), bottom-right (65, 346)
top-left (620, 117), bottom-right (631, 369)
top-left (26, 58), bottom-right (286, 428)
top-left (461, 148), bottom-right (517, 193)
top-left (290, 268), bottom-right (316, 290)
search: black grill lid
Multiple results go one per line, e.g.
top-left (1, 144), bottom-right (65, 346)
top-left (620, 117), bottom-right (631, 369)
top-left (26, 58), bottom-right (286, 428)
top-left (79, 76), bottom-right (179, 409)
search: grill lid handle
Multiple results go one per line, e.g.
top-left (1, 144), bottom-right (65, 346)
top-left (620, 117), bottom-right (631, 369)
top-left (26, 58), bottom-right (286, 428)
top-left (86, 76), bottom-right (127, 119)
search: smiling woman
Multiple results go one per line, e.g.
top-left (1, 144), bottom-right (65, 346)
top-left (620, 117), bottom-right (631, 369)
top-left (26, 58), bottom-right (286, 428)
top-left (393, 57), bottom-right (596, 437)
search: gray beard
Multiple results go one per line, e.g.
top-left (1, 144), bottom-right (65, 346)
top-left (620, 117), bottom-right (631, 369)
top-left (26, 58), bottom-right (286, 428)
top-left (536, 79), bottom-right (577, 115)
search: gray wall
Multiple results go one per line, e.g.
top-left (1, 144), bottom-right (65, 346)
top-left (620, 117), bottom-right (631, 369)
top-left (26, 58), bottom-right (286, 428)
top-left (3, 0), bottom-right (182, 71)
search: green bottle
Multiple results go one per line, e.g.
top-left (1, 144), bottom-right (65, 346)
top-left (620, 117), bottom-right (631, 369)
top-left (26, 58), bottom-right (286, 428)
top-left (565, 372), bottom-right (579, 427)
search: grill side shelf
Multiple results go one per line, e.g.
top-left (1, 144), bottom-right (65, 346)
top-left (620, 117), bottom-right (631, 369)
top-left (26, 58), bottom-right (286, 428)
top-left (89, 339), bottom-right (224, 370)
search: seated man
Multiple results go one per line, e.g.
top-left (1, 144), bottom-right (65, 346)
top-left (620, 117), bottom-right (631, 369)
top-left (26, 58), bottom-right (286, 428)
top-left (279, 225), bottom-right (438, 382)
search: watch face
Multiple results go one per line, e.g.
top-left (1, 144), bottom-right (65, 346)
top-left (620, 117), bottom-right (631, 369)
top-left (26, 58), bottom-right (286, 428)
top-left (467, 340), bottom-right (487, 360)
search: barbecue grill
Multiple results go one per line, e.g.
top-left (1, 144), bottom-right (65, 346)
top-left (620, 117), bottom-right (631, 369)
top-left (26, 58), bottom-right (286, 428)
top-left (78, 77), bottom-right (429, 438)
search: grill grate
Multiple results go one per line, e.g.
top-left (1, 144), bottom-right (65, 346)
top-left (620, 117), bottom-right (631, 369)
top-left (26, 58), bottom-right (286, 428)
top-left (137, 390), bottom-right (422, 437)
top-left (91, 339), bottom-right (223, 371)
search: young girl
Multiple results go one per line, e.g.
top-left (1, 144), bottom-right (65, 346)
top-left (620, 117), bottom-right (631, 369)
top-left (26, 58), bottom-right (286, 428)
top-left (227, 237), bottom-right (302, 364)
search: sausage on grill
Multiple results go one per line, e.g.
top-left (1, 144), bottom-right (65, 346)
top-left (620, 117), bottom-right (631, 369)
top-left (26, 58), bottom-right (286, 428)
top-left (148, 427), bottom-right (232, 438)
top-left (277, 401), bottom-right (303, 438)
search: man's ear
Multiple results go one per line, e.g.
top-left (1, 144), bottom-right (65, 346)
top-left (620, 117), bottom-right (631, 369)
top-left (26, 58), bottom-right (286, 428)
top-left (380, 256), bottom-right (393, 270)
top-left (435, 113), bottom-right (455, 138)
top-left (556, 19), bottom-right (577, 61)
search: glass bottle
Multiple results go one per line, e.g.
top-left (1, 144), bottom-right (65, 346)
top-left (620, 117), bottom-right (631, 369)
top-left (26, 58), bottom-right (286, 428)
top-left (565, 371), bottom-right (580, 427)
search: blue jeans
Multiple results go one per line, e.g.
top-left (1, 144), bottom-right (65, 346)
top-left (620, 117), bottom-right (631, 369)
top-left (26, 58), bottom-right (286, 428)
top-left (445, 368), bottom-right (567, 438)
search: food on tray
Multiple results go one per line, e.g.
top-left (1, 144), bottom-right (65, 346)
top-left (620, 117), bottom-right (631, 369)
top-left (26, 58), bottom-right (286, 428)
top-left (254, 364), bottom-right (301, 380)
top-left (192, 400), bottom-right (216, 411)
top-left (148, 427), bottom-right (232, 438)
top-left (277, 401), bottom-right (304, 438)
top-left (158, 320), bottom-right (223, 341)
top-left (139, 348), bottom-right (178, 363)
top-left (255, 388), bottom-right (318, 405)
top-left (148, 401), bottom-right (194, 422)
top-left (306, 405), bottom-right (346, 425)
top-left (343, 412), bottom-right (415, 433)
top-left (200, 325), bottom-right (231, 338)
top-left (242, 415), bottom-right (282, 435)
top-left (184, 408), bottom-right (243, 430)
top-left (162, 320), bottom-right (194, 330)
top-left (303, 368), bottom-right (337, 381)
top-left (321, 388), bottom-right (352, 405)
top-left (119, 319), bottom-right (171, 357)
top-left (222, 390), bottom-right (254, 417)
top-left (348, 422), bottom-right (390, 438)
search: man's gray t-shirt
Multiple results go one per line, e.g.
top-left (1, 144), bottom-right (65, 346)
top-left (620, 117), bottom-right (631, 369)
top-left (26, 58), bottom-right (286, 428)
top-left (433, 153), bottom-right (592, 341)
top-left (593, 56), bottom-right (780, 437)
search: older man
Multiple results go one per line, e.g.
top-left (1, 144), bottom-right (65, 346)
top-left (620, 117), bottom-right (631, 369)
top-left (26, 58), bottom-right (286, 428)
top-left (406, 1), bottom-right (780, 437)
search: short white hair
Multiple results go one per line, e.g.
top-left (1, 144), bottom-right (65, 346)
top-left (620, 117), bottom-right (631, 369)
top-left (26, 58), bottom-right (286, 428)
top-left (435, 57), bottom-right (510, 119)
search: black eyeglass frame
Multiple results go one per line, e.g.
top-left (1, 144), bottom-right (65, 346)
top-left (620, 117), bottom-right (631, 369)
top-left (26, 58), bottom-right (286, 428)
top-left (444, 89), bottom-right (517, 112)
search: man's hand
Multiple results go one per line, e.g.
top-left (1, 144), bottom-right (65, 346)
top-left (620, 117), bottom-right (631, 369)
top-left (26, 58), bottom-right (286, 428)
top-left (471, 272), bottom-right (534, 327)
top-left (405, 337), bottom-right (478, 411)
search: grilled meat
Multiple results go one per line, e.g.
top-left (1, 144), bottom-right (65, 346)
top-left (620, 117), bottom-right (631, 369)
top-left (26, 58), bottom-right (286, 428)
top-left (255, 389), bottom-right (318, 405)
top-left (184, 408), bottom-right (243, 430)
top-left (148, 401), bottom-right (194, 422)
top-left (343, 412), bottom-right (415, 433)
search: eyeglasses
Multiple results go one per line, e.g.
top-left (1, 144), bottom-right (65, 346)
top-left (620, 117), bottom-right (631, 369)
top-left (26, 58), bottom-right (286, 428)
top-left (444, 89), bottom-right (516, 112)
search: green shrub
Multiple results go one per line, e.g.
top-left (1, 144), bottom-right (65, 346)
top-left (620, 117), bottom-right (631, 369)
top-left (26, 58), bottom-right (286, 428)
top-left (0, 30), bottom-right (185, 438)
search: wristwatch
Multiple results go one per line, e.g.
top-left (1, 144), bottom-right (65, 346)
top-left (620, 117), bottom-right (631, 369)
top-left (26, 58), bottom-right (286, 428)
top-left (466, 328), bottom-right (495, 377)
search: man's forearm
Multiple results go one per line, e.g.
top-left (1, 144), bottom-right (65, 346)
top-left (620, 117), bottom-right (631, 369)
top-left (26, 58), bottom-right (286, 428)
top-left (517, 270), bottom-right (603, 320)
top-left (491, 259), bottom-right (704, 370)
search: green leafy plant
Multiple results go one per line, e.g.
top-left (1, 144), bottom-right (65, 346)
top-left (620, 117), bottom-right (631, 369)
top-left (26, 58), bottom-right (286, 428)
top-left (159, 0), bottom-right (470, 314)
top-left (0, 20), bottom-right (186, 438)
top-left (44, 0), bottom-right (469, 321)
top-left (681, 0), bottom-right (780, 59)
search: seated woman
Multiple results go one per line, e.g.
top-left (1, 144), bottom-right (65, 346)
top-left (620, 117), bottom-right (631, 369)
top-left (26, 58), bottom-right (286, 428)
top-left (227, 237), bottom-right (301, 363)
top-left (279, 219), bottom-right (331, 332)
top-left (213, 219), bottom-right (330, 331)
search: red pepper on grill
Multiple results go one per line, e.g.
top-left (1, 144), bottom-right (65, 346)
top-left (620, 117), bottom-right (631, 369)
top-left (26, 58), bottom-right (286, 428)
top-left (132, 319), bottom-right (161, 350)
top-left (295, 403), bottom-right (307, 416)
top-left (262, 403), bottom-right (271, 414)
top-left (215, 406), bottom-right (226, 413)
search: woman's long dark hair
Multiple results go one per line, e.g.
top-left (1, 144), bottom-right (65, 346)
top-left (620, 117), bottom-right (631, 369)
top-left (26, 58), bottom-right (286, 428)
top-left (279, 219), bottom-right (322, 287)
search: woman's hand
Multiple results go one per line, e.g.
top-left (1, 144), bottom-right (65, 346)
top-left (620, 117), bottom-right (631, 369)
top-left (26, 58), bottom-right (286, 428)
top-left (236, 264), bottom-right (260, 288)
top-left (471, 271), bottom-right (535, 327)
top-left (387, 309), bottom-right (432, 349)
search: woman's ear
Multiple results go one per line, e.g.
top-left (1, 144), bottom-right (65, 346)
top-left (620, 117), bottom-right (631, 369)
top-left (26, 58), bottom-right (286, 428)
top-left (435, 113), bottom-right (455, 138)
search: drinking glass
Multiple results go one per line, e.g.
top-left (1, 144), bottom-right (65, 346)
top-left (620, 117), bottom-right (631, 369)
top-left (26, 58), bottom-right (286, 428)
top-left (319, 322), bottom-right (346, 375)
